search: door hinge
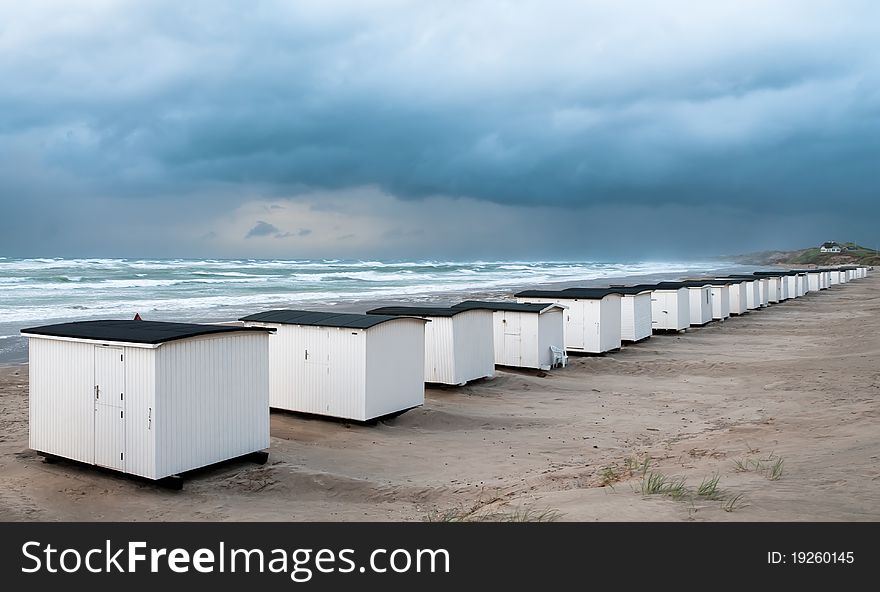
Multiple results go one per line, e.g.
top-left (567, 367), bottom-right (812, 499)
top-left (120, 354), bottom-right (123, 361)
top-left (120, 410), bottom-right (124, 418)
top-left (120, 453), bottom-right (124, 461)
top-left (120, 392), bottom-right (124, 400)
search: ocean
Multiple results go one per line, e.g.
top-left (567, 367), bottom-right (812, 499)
top-left (0, 257), bottom-right (741, 363)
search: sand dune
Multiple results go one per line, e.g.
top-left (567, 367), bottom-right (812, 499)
top-left (1, 276), bottom-right (878, 521)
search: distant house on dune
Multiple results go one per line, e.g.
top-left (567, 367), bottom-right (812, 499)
top-left (820, 241), bottom-right (842, 253)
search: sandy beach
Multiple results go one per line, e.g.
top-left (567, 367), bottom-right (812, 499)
top-left (1, 274), bottom-right (877, 522)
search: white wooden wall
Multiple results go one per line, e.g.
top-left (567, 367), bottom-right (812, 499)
top-left (424, 316), bottom-right (456, 384)
top-left (28, 338), bottom-right (96, 466)
top-left (688, 287), bottom-right (713, 325)
top-left (728, 283), bottom-right (748, 314)
top-left (598, 295), bottom-right (622, 352)
top-left (650, 290), bottom-right (689, 330)
top-left (365, 319), bottom-right (425, 419)
top-left (452, 310), bottom-right (495, 383)
top-left (154, 333), bottom-right (269, 479)
top-left (710, 287), bottom-right (730, 319)
top-left (537, 310), bottom-right (565, 368)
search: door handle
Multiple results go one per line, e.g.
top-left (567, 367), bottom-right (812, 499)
top-left (305, 349), bottom-right (309, 360)
top-left (95, 385), bottom-right (100, 400)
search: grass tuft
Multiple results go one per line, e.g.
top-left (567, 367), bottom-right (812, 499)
top-left (639, 471), bottom-right (688, 499)
top-left (732, 453), bottom-right (784, 481)
top-left (697, 474), bottom-right (722, 500)
top-left (721, 493), bottom-right (747, 513)
top-left (424, 503), bottom-right (562, 523)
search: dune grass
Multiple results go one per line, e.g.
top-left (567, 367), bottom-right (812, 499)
top-left (733, 453), bottom-right (784, 481)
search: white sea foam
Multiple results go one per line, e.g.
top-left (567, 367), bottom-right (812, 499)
top-left (0, 258), bottom-right (739, 331)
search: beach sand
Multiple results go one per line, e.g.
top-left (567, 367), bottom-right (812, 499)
top-left (1, 275), bottom-right (877, 521)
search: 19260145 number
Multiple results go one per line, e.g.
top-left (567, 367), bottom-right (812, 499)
top-left (792, 551), bottom-right (854, 564)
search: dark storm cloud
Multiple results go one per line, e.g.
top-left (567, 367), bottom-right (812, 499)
top-left (1, 1), bottom-right (879, 257)
top-left (245, 221), bottom-right (281, 238)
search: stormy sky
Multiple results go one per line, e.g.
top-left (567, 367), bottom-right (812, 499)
top-left (1, 0), bottom-right (878, 260)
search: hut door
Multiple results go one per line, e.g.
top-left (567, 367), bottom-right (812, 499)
top-left (566, 301), bottom-right (585, 349)
top-left (303, 328), bottom-right (331, 406)
top-left (94, 346), bottom-right (125, 471)
top-left (501, 312), bottom-right (522, 366)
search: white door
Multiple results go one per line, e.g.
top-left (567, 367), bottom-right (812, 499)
top-left (565, 302), bottom-right (585, 350)
top-left (502, 312), bottom-right (522, 367)
top-left (94, 346), bottom-right (125, 471)
top-left (583, 300), bottom-right (600, 352)
top-left (303, 328), bottom-right (331, 412)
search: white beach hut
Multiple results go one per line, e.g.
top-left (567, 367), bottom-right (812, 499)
top-left (21, 320), bottom-right (273, 485)
top-left (796, 273), bottom-right (808, 296)
top-left (708, 283), bottom-right (731, 320)
top-left (805, 271), bottom-right (822, 292)
top-left (612, 287), bottom-right (654, 342)
top-left (685, 278), bottom-right (733, 320)
top-left (752, 272), bottom-right (790, 302)
top-left (828, 269), bottom-right (842, 285)
top-left (765, 276), bottom-right (783, 302)
top-left (240, 310), bottom-right (427, 421)
top-left (657, 282), bottom-right (712, 325)
top-left (768, 272), bottom-right (792, 299)
top-left (366, 306), bottom-right (494, 386)
top-left (514, 288), bottom-right (622, 353)
top-left (619, 284), bottom-right (690, 331)
top-left (755, 277), bottom-right (770, 306)
top-left (725, 280), bottom-right (749, 314)
top-left (450, 301), bottom-right (567, 370)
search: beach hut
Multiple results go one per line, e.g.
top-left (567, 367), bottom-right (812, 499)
top-left (752, 273), bottom-right (787, 302)
top-left (450, 301), bottom-right (566, 370)
top-left (756, 277), bottom-right (770, 306)
top-left (708, 283), bottom-right (731, 320)
top-left (656, 282), bottom-right (712, 325)
top-left (613, 287), bottom-right (654, 342)
top-left (806, 271), bottom-right (822, 292)
top-left (716, 279), bottom-right (749, 315)
top-left (762, 275), bottom-right (783, 302)
top-left (786, 273), bottom-right (799, 297)
top-left (366, 306), bottom-right (494, 386)
top-left (638, 284), bottom-right (691, 331)
top-left (796, 273), bottom-right (808, 296)
top-left (602, 286), bottom-right (654, 342)
top-left (828, 269), bottom-right (842, 285)
top-left (239, 310), bottom-right (428, 421)
top-left (683, 278), bottom-right (733, 320)
top-left (514, 288), bottom-right (622, 353)
top-left (21, 320), bottom-right (273, 484)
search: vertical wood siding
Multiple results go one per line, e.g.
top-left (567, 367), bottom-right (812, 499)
top-left (537, 310), bottom-right (565, 369)
top-left (154, 333), bottom-right (269, 479)
top-left (28, 338), bottom-right (95, 465)
top-left (365, 319), bottom-right (425, 419)
top-left (452, 310), bottom-right (495, 383)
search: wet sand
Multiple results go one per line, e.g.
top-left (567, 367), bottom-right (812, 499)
top-left (1, 274), bottom-right (877, 521)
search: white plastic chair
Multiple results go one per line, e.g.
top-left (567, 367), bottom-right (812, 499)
top-left (550, 345), bottom-right (568, 368)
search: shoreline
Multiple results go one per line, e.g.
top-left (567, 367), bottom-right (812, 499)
top-left (1, 274), bottom-right (876, 521)
top-left (0, 263), bottom-right (753, 366)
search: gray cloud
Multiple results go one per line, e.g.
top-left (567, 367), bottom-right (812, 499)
top-left (245, 221), bottom-right (280, 238)
top-left (0, 1), bottom-right (878, 257)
